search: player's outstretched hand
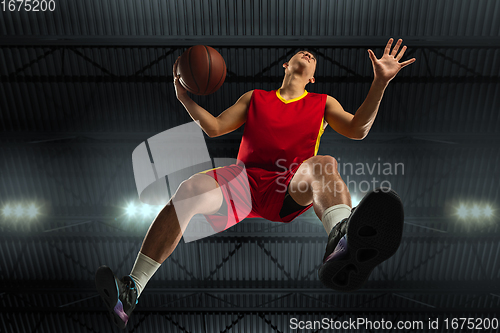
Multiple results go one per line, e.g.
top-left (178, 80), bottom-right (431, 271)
top-left (173, 56), bottom-right (188, 99)
top-left (367, 38), bottom-right (416, 84)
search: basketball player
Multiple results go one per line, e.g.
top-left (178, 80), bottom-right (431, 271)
top-left (96, 38), bottom-right (416, 329)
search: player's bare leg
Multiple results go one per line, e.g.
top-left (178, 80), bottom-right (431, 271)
top-left (140, 173), bottom-right (224, 264)
top-left (95, 173), bottom-right (223, 329)
top-left (288, 155), bottom-right (404, 292)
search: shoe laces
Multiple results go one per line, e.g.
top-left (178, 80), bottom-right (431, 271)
top-left (119, 276), bottom-right (138, 308)
top-left (323, 206), bottom-right (356, 262)
top-left (329, 218), bottom-right (348, 241)
top-left (334, 205), bottom-right (356, 238)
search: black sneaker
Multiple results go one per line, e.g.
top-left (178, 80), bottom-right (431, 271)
top-left (318, 187), bottom-right (404, 291)
top-left (95, 266), bottom-right (138, 329)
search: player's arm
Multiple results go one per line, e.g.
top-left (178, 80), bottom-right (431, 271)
top-left (325, 80), bottom-right (387, 140)
top-left (213, 90), bottom-right (253, 137)
top-left (173, 57), bottom-right (252, 138)
top-left (324, 95), bottom-right (356, 139)
top-left (176, 90), bottom-right (252, 138)
top-left (326, 38), bottom-right (416, 140)
top-left (324, 95), bottom-right (366, 140)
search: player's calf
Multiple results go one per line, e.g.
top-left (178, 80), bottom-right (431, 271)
top-left (95, 173), bottom-right (224, 329)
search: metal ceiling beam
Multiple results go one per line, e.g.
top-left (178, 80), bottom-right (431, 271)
top-left (2, 74), bottom-right (500, 84)
top-left (1, 231), bottom-right (499, 240)
top-left (3, 280), bottom-right (498, 294)
top-left (1, 132), bottom-right (499, 145)
top-left (2, 137), bottom-right (500, 150)
top-left (1, 36), bottom-right (499, 48)
top-left (0, 139), bottom-right (498, 151)
top-left (3, 307), bottom-right (498, 314)
top-left (1, 216), bottom-right (497, 236)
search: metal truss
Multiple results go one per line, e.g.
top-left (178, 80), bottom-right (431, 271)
top-left (2, 74), bottom-right (499, 84)
top-left (1, 36), bottom-right (500, 48)
top-left (1, 221), bottom-right (499, 239)
top-left (1, 39), bottom-right (498, 85)
top-left (1, 37), bottom-right (499, 333)
top-left (3, 280), bottom-right (499, 295)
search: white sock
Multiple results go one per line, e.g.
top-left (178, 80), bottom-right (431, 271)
top-left (321, 204), bottom-right (352, 234)
top-left (129, 252), bottom-right (161, 297)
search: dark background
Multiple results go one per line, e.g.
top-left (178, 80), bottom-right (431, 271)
top-left (1, 0), bottom-right (499, 332)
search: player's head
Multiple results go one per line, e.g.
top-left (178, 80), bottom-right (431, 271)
top-left (282, 50), bottom-right (317, 84)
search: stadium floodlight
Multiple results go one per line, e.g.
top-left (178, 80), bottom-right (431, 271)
top-left (471, 205), bottom-right (481, 218)
top-left (2, 205), bottom-right (13, 217)
top-left (126, 203), bottom-right (137, 216)
top-left (483, 205), bottom-right (493, 217)
top-left (457, 204), bottom-right (468, 219)
top-left (14, 205), bottom-right (24, 217)
top-left (26, 204), bottom-right (38, 218)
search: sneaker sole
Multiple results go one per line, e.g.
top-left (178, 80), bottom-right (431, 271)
top-left (95, 266), bottom-right (128, 329)
top-left (318, 188), bottom-right (404, 291)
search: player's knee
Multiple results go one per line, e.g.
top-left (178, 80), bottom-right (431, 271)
top-left (308, 155), bottom-right (337, 178)
top-left (176, 175), bottom-right (217, 201)
top-left (322, 155), bottom-right (338, 174)
top-left (176, 180), bottom-right (195, 200)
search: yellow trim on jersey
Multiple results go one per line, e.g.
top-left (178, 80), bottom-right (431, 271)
top-left (314, 118), bottom-right (325, 156)
top-left (198, 166), bottom-right (225, 174)
top-left (276, 88), bottom-right (308, 104)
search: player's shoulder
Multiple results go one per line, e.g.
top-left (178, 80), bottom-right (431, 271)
top-left (248, 89), bottom-right (272, 99)
top-left (306, 91), bottom-right (330, 103)
top-left (237, 89), bottom-right (255, 100)
top-left (321, 94), bottom-right (340, 104)
top-left (324, 95), bottom-right (344, 112)
top-left (307, 91), bottom-right (329, 97)
top-left (252, 89), bottom-right (269, 94)
top-left (234, 90), bottom-right (255, 107)
top-left (242, 89), bottom-right (255, 96)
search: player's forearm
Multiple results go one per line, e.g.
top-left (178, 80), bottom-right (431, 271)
top-left (177, 94), bottom-right (219, 137)
top-left (351, 78), bottom-right (388, 139)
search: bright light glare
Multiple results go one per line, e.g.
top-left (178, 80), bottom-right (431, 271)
top-left (126, 203), bottom-right (137, 216)
top-left (2, 205), bottom-right (13, 217)
top-left (483, 205), bottom-right (493, 217)
top-left (14, 205), bottom-right (24, 217)
top-left (124, 202), bottom-right (164, 219)
top-left (351, 195), bottom-right (361, 207)
top-left (140, 204), bottom-right (151, 216)
top-left (27, 204), bottom-right (38, 218)
top-left (471, 205), bottom-right (481, 218)
top-left (457, 204), bottom-right (468, 219)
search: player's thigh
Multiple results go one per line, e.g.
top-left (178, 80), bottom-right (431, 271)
top-left (174, 173), bottom-right (224, 215)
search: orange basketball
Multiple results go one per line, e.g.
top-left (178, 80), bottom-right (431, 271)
top-left (176, 45), bottom-right (227, 95)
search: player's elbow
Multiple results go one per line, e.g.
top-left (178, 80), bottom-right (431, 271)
top-left (349, 134), bottom-right (366, 140)
top-left (349, 128), bottom-right (369, 140)
top-left (205, 128), bottom-right (219, 138)
top-left (204, 119), bottom-right (220, 138)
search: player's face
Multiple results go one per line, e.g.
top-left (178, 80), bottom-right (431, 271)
top-left (295, 51), bottom-right (316, 64)
top-left (285, 51), bottom-right (317, 80)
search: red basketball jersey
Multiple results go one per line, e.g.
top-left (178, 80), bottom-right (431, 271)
top-left (236, 89), bottom-right (327, 171)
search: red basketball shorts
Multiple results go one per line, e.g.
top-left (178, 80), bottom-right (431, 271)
top-left (199, 161), bottom-right (312, 232)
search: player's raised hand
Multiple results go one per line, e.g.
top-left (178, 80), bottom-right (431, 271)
top-left (367, 38), bottom-right (416, 84)
top-left (173, 56), bottom-right (188, 99)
